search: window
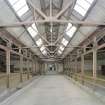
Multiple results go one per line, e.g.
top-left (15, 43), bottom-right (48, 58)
top-left (61, 38), bottom-right (68, 46)
top-left (36, 38), bottom-right (43, 47)
top-left (8, 0), bottom-right (29, 17)
top-left (74, 0), bottom-right (94, 16)
top-left (59, 45), bottom-right (64, 51)
top-left (40, 46), bottom-right (45, 52)
top-left (27, 27), bottom-right (37, 37)
top-left (66, 26), bottom-right (77, 38)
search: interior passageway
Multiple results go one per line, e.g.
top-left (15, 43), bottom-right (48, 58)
top-left (0, 0), bottom-right (105, 105)
top-left (1, 75), bottom-right (104, 105)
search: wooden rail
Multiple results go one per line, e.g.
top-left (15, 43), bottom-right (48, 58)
top-left (72, 73), bottom-right (105, 89)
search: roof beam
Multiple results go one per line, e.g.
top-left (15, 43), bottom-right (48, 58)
top-left (1, 19), bottom-right (105, 27)
top-left (55, 1), bottom-right (73, 19)
top-left (69, 0), bottom-right (77, 16)
top-left (27, 0), bottom-right (48, 19)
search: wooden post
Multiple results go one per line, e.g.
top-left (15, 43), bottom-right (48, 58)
top-left (32, 60), bottom-right (34, 76)
top-left (19, 48), bottom-right (23, 82)
top-left (75, 58), bottom-right (77, 73)
top-left (93, 37), bottom-right (97, 80)
top-left (81, 54), bottom-right (84, 84)
top-left (6, 50), bottom-right (10, 88)
top-left (27, 59), bottom-right (30, 80)
top-left (34, 57), bottom-right (36, 74)
top-left (20, 56), bottom-right (23, 82)
top-left (64, 59), bottom-right (65, 72)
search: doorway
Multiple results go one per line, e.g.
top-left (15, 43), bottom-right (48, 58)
top-left (46, 63), bottom-right (57, 75)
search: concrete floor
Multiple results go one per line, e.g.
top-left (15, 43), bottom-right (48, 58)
top-left (1, 75), bottom-right (105, 105)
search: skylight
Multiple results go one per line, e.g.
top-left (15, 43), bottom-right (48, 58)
top-left (50, 27), bottom-right (53, 33)
top-left (87, 0), bottom-right (94, 4)
top-left (66, 23), bottom-right (72, 31)
top-left (66, 26), bottom-right (77, 38)
top-left (74, 0), bottom-right (94, 16)
top-left (27, 27), bottom-right (37, 38)
top-left (40, 46), bottom-right (45, 52)
top-left (58, 50), bottom-right (62, 55)
top-left (61, 38), bottom-right (68, 46)
top-left (36, 38), bottom-right (43, 47)
top-left (8, 0), bottom-right (29, 17)
top-left (17, 5), bottom-right (29, 17)
top-left (8, 0), bottom-right (18, 5)
top-left (59, 45), bottom-right (64, 51)
top-left (42, 50), bottom-right (47, 55)
top-left (27, 23), bottom-right (38, 38)
top-left (32, 24), bottom-right (38, 32)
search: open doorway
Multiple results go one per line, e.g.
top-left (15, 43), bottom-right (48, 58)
top-left (46, 63), bottom-right (57, 75)
top-left (48, 64), bottom-right (56, 71)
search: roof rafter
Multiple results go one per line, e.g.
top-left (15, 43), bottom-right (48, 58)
top-left (27, 0), bottom-right (48, 19)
